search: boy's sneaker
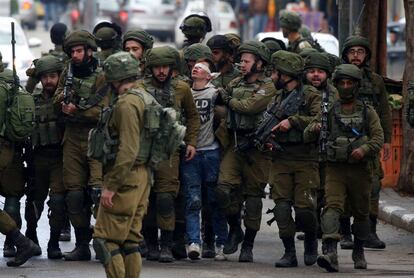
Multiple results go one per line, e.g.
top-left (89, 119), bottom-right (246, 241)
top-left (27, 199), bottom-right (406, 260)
top-left (188, 243), bottom-right (201, 260)
top-left (214, 245), bottom-right (227, 261)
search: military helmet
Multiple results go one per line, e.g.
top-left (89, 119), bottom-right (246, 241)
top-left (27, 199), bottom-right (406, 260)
top-left (63, 30), bottom-right (97, 55)
top-left (261, 37), bottom-right (286, 53)
top-left (0, 69), bottom-right (19, 84)
top-left (325, 53), bottom-right (342, 71)
top-left (35, 55), bottom-right (64, 78)
top-left (180, 12), bottom-right (212, 37)
top-left (304, 52), bottom-right (331, 74)
top-left (332, 64), bottom-right (362, 81)
top-left (207, 35), bottom-right (232, 52)
top-left (50, 23), bottom-right (68, 45)
top-left (183, 43), bottom-right (214, 64)
top-left (279, 11), bottom-right (302, 31)
top-left (299, 47), bottom-right (318, 59)
top-left (122, 28), bottom-right (154, 50)
top-left (146, 46), bottom-right (180, 69)
top-left (299, 25), bottom-right (312, 40)
top-left (103, 51), bottom-right (140, 82)
top-left (271, 50), bottom-right (304, 77)
top-left (94, 27), bottom-right (118, 44)
top-left (341, 35), bottom-right (371, 62)
top-left (224, 33), bottom-right (241, 49)
top-left (0, 51), bottom-right (3, 72)
top-left (93, 21), bottom-right (122, 38)
top-left (238, 41), bottom-right (270, 64)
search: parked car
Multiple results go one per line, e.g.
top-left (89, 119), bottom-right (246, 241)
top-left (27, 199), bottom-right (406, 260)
top-left (255, 31), bottom-right (339, 56)
top-left (387, 18), bottom-right (405, 80)
top-left (174, 0), bottom-right (239, 48)
top-left (95, 0), bottom-right (129, 32)
top-left (18, 0), bottom-right (37, 30)
top-left (126, 0), bottom-right (177, 42)
top-left (0, 17), bottom-right (36, 86)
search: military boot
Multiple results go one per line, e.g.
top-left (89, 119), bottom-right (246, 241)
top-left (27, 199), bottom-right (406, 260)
top-left (275, 237), bottom-right (298, 267)
top-left (47, 229), bottom-right (63, 259)
top-left (352, 238), bottom-right (367, 269)
top-left (144, 225), bottom-right (159, 261)
top-left (223, 214), bottom-right (244, 254)
top-left (172, 222), bottom-right (187, 260)
top-left (339, 217), bottom-right (353, 249)
top-left (63, 228), bottom-right (91, 261)
top-left (317, 239), bottom-right (339, 272)
top-left (238, 229), bottom-right (256, 263)
top-left (159, 230), bottom-right (174, 263)
top-left (364, 215), bottom-right (386, 249)
top-left (59, 217), bottom-right (71, 242)
top-left (3, 237), bottom-right (16, 257)
top-left (25, 224), bottom-right (42, 256)
top-left (304, 232), bottom-right (318, 266)
top-left (6, 229), bottom-right (39, 267)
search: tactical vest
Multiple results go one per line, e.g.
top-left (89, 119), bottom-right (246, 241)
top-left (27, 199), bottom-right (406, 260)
top-left (72, 70), bottom-right (100, 109)
top-left (226, 78), bottom-right (268, 131)
top-left (274, 87), bottom-right (306, 143)
top-left (88, 89), bottom-right (185, 169)
top-left (358, 71), bottom-right (380, 112)
top-left (31, 90), bottom-right (61, 147)
top-left (326, 101), bottom-right (368, 163)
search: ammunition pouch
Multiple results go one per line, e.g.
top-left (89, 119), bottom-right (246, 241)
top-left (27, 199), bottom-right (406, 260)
top-left (326, 135), bottom-right (368, 163)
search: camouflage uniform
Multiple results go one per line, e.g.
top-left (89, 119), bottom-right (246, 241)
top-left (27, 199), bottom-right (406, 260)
top-left (279, 11), bottom-right (312, 54)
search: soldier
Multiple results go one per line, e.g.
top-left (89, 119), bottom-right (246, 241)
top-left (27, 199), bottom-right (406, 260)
top-left (304, 64), bottom-right (384, 272)
top-left (122, 28), bottom-right (154, 75)
top-left (279, 11), bottom-right (312, 54)
top-left (261, 37), bottom-right (286, 54)
top-left (267, 51), bottom-right (321, 268)
top-left (53, 30), bottom-right (109, 261)
top-left (92, 52), bottom-right (151, 277)
top-left (24, 55), bottom-right (65, 259)
top-left (339, 35), bottom-right (391, 250)
top-left (93, 21), bottom-right (123, 66)
top-left (216, 41), bottom-right (275, 262)
top-left (26, 22), bottom-right (69, 94)
top-left (135, 46), bottom-right (200, 263)
top-left (0, 69), bottom-right (34, 258)
top-left (182, 43), bottom-right (215, 84)
top-left (179, 12), bottom-right (212, 48)
top-left (207, 35), bottom-right (241, 89)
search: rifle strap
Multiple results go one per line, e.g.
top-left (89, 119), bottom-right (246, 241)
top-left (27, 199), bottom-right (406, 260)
top-left (78, 84), bottom-right (110, 110)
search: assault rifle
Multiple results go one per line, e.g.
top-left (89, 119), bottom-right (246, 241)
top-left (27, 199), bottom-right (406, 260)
top-left (235, 88), bottom-right (304, 153)
top-left (319, 89), bottom-right (329, 156)
top-left (63, 62), bottom-right (73, 104)
top-left (11, 22), bottom-right (18, 93)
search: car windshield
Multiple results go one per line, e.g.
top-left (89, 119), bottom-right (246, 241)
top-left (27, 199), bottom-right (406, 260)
top-left (0, 25), bottom-right (25, 45)
top-left (387, 24), bottom-right (405, 47)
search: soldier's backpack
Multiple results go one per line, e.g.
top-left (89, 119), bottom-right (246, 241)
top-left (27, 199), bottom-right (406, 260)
top-left (88, 89), bottom-right (186, 169)
top-left (0, 75), bottom-right (35, 142)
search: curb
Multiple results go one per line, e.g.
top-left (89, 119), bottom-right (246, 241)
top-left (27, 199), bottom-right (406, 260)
top-left (378, 199), bottom-right (414, 233)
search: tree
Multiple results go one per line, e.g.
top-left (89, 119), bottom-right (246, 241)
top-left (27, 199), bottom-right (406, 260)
top-left (398, 0), bottom-right (414, 193)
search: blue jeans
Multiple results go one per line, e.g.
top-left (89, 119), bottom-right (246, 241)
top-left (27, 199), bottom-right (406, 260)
top-left (181, 149), bottom-right (228, 245)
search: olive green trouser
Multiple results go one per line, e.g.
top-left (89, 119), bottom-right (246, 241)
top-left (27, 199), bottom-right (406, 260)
top-left (270, 159), bottom-right (319, 238)
top-left (63, 126), bottom-right (102, 228)
top-left (94, 165), bottom-right (150, 278)
top-left (321, 162), bottom-right (372, 241)
top-left (216, 147), bottom-right (269, 231)
top-left (151, 152), bottom-right (180, 231)
top-left (0, 209), bottom-right (17, 235)
top-left (25, 149), bottom-right (65, 230)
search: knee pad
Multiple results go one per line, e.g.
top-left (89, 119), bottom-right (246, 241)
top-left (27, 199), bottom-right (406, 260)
top-left (48, 194), bottom-right (66, 215)
top-left (274, 201), bottom-right (292, 225)
top-left (320, 208), bottom-right (340, 235)
top-left (65, 190), bottom-right (85, 215)
top-left (156, 192), bottom-right (175, 217)
top-left (123, 241), bottom-right (141, 257)
top-left (93, 238), bottom-right (121, 266)
top-left (245, 197), bottom-right (263, 219)
top-left (215, 184), bottom-right (231, 210)
top-left (4, 197), bottom-right (21, 223)
top-left (352, 220), bottom-right (370, 241)
top-left (187, 195), bottom-right (202, 212)
top-left (295, 207), bottom-right (317, 233)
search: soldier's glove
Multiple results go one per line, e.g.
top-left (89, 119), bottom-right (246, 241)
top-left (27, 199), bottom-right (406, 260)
top-left (218, 88), bottom-right (232, 105)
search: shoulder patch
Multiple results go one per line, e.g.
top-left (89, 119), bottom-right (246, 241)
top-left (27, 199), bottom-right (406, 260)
top-left (298, 41), bottom-right (312, 50)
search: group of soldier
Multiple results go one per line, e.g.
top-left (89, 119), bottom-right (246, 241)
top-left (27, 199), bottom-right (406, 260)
top-left (0, 9), bottom-right (392, 278)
